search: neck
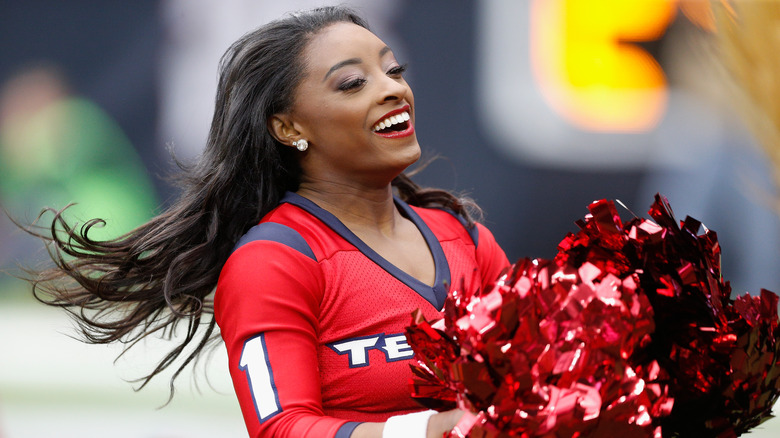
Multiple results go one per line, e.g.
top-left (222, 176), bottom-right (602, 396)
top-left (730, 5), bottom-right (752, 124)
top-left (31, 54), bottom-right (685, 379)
top-left (296, 179), bottom-right (400, 234)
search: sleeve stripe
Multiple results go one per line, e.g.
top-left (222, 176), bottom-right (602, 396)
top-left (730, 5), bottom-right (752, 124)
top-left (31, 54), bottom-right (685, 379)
top-left (334, 421), bottom-right (362, 438)
top-left (233, 222), bottom-right (316, 260)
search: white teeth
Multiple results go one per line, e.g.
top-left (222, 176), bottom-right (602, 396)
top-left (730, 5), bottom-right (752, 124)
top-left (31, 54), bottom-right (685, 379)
top-left (373, 111), bottom-right (410, 131)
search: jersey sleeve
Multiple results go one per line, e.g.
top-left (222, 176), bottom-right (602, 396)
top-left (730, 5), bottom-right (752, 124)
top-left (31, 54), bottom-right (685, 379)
top-left (474, 222), bottom-right (510, 291)
top-left (215, 241), bottom-right (355, 438)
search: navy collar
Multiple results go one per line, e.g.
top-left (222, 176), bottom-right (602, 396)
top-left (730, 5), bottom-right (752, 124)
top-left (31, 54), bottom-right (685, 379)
top-left (280, 192), bottom-right (450, 310)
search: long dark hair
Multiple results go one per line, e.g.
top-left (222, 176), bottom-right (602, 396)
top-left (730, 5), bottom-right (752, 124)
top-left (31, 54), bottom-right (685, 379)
top-left (28, 5), bottom-right (478, 399)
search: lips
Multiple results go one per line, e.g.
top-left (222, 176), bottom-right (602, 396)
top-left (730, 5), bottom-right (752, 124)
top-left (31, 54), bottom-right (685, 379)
top-left (372, 105), bottom-right (414, 138)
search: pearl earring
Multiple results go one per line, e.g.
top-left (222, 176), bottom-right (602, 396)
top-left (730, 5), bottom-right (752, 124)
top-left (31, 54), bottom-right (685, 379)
top-left (293, 139), bottom-right (308, 151)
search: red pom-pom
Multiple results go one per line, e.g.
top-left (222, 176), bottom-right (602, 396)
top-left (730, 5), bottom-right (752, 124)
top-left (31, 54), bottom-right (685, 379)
top-left (406, 194), bottom-right (780, 437)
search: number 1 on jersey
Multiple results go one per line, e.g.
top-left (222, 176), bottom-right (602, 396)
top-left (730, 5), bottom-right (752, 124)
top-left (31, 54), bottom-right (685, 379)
top-left (239, 333), bottom-right (282, 422)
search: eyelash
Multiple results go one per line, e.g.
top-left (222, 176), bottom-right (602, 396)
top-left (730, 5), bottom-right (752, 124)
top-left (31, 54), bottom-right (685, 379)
top-left (337, 63), bottom-right (409, 91)
top-left (387, 63), bottom-right (408, 76)
top-left (338, 77), bottom-right (367, 91)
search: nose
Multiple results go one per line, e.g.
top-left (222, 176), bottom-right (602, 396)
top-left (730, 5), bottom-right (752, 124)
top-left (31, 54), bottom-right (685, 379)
top-left (376, 73), bottom-right (409, 104)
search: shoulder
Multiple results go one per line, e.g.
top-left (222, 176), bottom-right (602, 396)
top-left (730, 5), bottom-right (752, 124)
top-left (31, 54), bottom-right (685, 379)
top-left (409, 205), bottom-right (480, 246)
top-left (215, 204), bottom-right (326, 329)
top-left (229, 201), bottom-right (340, 262)
top-left (219, 202), bottom-right (324, 284)
top-left (233, 221), bottom-right (316, 261)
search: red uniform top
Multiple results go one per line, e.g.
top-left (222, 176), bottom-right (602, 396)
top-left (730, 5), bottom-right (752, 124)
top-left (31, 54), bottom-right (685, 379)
top-left (215, 192), bottom-right (509, 438)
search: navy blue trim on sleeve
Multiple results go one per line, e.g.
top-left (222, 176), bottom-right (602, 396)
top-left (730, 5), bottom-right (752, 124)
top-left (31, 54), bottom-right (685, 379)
top-left (335, 421), bottom-right (362, 438)
top-left (232, 222), bottom-right (316, 261)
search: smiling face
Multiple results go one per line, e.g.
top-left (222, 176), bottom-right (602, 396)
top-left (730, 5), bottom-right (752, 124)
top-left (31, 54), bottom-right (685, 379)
top-left (271, 22), bottom-right (419, 188)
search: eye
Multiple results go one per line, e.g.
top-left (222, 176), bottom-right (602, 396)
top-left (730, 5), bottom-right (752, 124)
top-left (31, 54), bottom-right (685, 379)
top-left (338, 76), bottom-right (367, 91)
top-left (386, 63), bottom-right (408, 77)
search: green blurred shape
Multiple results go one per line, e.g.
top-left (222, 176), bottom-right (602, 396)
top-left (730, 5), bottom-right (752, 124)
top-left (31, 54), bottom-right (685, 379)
top-left (0, 97), bottom-right (158, 240)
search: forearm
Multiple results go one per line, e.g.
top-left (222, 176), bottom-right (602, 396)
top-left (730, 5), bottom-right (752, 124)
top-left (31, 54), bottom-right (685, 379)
top-left (350, 409), bottom-right (464, 438)
top-left (351, 422), bottom-right (384, 437)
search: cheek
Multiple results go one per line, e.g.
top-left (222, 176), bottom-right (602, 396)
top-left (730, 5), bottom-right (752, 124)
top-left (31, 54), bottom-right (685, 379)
top-left (291, 88), bottom-right (370, 141)
top-left (308, 105), bottom-right (367, 139)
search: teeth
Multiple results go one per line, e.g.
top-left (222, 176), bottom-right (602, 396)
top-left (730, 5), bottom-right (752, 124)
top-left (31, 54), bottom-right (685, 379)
top-left (373, 111), bottom-right (410, 131)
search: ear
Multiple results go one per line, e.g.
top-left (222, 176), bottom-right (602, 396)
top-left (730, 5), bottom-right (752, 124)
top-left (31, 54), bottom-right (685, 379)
top-left (268, 113), bottom-right (301, 147)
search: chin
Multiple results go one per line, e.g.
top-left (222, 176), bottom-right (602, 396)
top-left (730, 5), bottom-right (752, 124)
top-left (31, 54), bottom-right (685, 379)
top-left (400, 139), bottom-right (422, 165)
top-left (377, 138), bottom-right (421, 177)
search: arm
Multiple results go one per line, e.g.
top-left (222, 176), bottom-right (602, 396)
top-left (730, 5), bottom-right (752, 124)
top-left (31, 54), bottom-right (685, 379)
top-left (216, 241), bottom-right (350, 438)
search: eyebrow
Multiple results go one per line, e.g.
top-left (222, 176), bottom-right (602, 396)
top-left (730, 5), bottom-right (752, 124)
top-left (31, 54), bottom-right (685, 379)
top-left (323, 58), bottom-right (361, 81)
top-left (322, 46), bottom-right (393, 81)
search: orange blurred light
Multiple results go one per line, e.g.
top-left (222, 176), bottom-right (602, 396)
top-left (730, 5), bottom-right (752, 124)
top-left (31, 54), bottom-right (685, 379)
top-left (531, 0), bottom-right (677, 132)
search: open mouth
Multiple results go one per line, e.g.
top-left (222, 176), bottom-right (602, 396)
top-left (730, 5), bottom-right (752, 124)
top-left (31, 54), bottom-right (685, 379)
top-left (371, 105), bottom-right (414, 138)
top-left (372, 111), bottom-right (411, 134)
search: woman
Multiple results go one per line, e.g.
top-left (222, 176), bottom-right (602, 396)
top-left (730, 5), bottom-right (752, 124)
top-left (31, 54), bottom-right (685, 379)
top-left (30, 6), bottom-right (508, 438)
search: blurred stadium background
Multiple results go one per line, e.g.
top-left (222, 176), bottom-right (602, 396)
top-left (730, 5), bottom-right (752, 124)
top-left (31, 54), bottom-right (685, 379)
top-left (1, 1), bottom-right (778, 436)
